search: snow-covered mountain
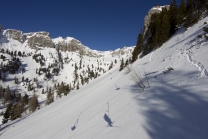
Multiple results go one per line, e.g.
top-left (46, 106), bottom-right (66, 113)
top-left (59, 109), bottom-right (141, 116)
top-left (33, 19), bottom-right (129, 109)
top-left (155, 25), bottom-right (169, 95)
top-left (0, 12), bottom-right (208, 139)
top-left (1, 28), bottom-right (134, 57)
top-left (0, 25), bottom-right (133, 102)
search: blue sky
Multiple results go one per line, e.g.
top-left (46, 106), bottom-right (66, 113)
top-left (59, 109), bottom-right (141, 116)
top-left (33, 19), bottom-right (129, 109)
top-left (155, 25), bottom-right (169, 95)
top-left (1, 0), bottom-right (180, 51)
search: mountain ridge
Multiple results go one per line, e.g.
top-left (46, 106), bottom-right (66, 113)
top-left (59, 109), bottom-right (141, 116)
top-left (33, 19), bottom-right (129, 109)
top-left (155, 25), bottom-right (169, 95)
top-left (1, 27), bottom-right (134, 58)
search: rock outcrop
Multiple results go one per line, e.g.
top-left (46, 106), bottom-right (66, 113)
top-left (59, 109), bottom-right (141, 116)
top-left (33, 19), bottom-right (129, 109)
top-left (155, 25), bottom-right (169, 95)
top-left (3, 29), bottom-right (23, 43)
top-left (53, 37), bottom-right (81, 51)
top-left (111, 46), bottom-right (134, 57)
top-left (53, 37), bottom-right (103, 57)
top-left (144, 5), bottom-right (170, 39)
top-left (25, 32), bottom-right (53, 49)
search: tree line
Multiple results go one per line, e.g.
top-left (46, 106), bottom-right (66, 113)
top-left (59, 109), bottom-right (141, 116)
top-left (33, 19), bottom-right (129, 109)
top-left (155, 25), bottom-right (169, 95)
top-left (132, 0), bottom-right (208, 62)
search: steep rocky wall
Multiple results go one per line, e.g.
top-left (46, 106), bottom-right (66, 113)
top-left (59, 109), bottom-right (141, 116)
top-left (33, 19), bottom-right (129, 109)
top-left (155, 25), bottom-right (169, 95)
top-left (4, 29), bottom-right (23, 43)
top-left (54, 39), bottom-right (81, 52)
top-left (26, 32), bottom-right (53, 48)
top-left (53, 38), bottom-right (102, 57)
top-left (111, 46), bottom-right (133, 57)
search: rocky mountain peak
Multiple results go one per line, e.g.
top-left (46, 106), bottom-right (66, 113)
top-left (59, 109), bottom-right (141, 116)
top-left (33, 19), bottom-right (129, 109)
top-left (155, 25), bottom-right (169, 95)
top-left (3, 29), bottom-right (23, 43)
top-left (111, 46), bottom-right (134, 57)
top-left (25, 31), bottom-right (53, 49)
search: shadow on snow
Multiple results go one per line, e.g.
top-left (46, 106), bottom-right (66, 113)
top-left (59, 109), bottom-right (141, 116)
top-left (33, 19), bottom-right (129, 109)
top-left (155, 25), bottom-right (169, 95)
top-left (130, 70), bottom-right (208, 139)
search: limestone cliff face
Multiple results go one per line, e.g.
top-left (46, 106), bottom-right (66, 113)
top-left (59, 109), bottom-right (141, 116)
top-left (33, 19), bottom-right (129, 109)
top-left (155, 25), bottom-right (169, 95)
top-left (3, 29), bottom-right (23, 43)
top-left (143, 5), bottom-right (170, 40)
top-left (111, 46), bottom-right (134, 57)
top-left (52, 37), bottom-right (102, 57)
top-left (53, 37), bottom-right (82, 52)
top-left (1, 29), bottom-right (53, 49)
top-left (25, 32), bottom-right (53, 49)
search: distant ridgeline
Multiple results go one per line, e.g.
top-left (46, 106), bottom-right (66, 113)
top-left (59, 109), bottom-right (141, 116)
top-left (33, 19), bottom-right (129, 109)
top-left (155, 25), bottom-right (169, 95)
top-left (0, 27), bottom-right (133, 58)
top-left (132, 0), bottom-right (208, 62)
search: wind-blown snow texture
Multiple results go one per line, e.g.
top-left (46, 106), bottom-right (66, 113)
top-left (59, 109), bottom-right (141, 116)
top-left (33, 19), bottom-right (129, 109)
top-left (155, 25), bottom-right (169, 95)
top-left (1, 17), bottom-right (208, 139)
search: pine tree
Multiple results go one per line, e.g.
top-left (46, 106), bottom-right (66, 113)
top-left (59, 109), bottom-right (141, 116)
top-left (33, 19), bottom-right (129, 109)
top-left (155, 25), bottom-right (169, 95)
top-left (65, 84), bottom-right (70, 95)
top-left (28, 93), bottom-right (39, 112)
top-left (203, 27), bottom-right (208, 33)
top-left (3, 86), bottom-right (11, 105)
top-left (69, 83), bottom-right (71, 92)
top-left (14, 76), bottom-right (18, 84)
top-left (109, 62), bottom-right (113, 70)
top-left (46, 86), bottom-right (49, 93)
top-left (119, 58), bottom-right (124, 71)
top-left (154, 17), bottom-right (162, 48)
top-left (148, 12), bottom-right (161, 51)
top-left (178, 0), bottom-right (186, 26)
top-left (81, 75), bottom-right (84, 85)
top-left (2, 103), bottom-right (12, 124)
top-left (45, 87), bottom-right (53, 105)
top-left (169, 0), bottom-right (178, 36)
top-left (56, 88), bottom-right (61, 98)
top-left (2, 74), bottom-right (6, 82)
top-left (56, 83), bottom-right (63, 98)
top-left (11, 100), bottom-right (24, 120)
top-left (79, 59), bottom-right (82, 69)
top-left (142, 43), bottom-right (149, 57)
top-left (76, 81), bottom-right (79, 90)
top-left (0, 85), bottom-right (3, 101)
top-left (132, 47), bottom-right (138, 62)
top-left (125, 59), bottom-right (129, 67)
top-left (22, 76), bottom-right (24, 82)
top-left (161, 13), bottom-right (170, 42)
top-left (185, 0), bottom-right (195, 27)
top-left (23, 93), bottom-right (29, 105)
top-left (151, 31), bottom-right (159, 49)
top-left (11, 103), bottom-right (18, 120)
top-left (90, 70), bottom-right (94, 79)
top-left (132, 32), bottom-right (144, 62)
top-left (199, 0), bottom-right (208, 15)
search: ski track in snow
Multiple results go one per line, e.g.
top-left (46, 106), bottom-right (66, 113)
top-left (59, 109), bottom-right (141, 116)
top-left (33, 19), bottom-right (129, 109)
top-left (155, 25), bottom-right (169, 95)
top-left (184, 49), bottom-right (208, 77)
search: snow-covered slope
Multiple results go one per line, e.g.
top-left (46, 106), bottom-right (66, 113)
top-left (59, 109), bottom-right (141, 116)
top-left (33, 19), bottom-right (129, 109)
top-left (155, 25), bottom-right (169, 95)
top-left (0, 27), bottom-right (133, 93)
top-left (1, 17), bottom-right (208, 139)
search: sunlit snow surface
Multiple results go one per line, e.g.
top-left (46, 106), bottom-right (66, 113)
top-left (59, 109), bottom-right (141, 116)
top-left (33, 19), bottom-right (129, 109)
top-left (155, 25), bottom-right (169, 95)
top-left (1, 17), bottom-right (208, 139)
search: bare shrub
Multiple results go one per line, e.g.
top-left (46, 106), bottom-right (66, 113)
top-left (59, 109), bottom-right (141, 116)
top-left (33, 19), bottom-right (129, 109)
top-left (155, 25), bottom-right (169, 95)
top-left (130, 69), bottom-right (150, 92)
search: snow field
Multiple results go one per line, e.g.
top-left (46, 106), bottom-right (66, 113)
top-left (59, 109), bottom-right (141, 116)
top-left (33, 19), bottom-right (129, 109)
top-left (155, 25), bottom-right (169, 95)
top-left (0, 17), bottom-right (208, 139)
